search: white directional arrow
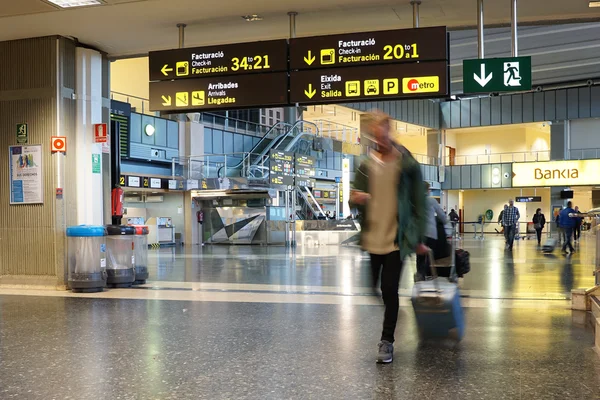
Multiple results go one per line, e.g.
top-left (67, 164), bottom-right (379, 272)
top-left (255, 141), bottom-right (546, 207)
top-left (473, 63), bottom-right (493, 87)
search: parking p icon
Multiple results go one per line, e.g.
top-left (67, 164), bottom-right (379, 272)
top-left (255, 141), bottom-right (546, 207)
top-left (383, 78), bottom-right (399, 95)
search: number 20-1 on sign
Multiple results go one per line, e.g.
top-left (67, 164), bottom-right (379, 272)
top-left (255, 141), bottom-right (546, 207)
top-left (383, 44), bottom-right (419, 60)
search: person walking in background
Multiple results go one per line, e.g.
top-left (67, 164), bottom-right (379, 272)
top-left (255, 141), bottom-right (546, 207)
top-left (448, 208), bottom-right (460, 236)
top-left (573, 206), bottom-right (583, 241)
top-left (502, 200), bottom-right (520, 251)
top-left (350, 111), bottom-right (428, 364)
top-left (532, 208), bottom-right (546, 246)
top-left (555, 209), bottom-right (565, 246)
top-left (559, 202), bottom-right (576, 254)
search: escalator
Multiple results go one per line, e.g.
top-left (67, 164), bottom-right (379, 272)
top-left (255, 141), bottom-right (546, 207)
top-left (221, 120), bottom-right (319, 180)
top-left (296, 186), bottom-right (326, 220)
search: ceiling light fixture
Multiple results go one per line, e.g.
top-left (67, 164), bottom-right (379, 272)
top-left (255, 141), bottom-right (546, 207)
top-left (44, 0), bottom-right (103, 8)
top-left (242, 14), bottom-right (263, 22)
top-left (590, 1), bottom-right (600, 7)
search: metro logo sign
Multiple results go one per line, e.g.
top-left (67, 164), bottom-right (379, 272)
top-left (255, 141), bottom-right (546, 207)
top-left (402, 76), bottom-right (439, 93)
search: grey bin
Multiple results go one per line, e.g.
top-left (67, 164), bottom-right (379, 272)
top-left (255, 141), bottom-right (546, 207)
top-left (105, 225), bottom-right (136, 288)
top-left (130, 225), bottom-right (149, 285)
top-left (66, 225), bottom-right (108, 293)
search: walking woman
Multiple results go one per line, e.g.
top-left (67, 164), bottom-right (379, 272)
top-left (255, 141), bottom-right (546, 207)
top-left (533, 208), bottom-right (546, 246)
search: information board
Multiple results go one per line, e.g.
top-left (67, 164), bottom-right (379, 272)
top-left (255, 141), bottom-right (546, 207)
top-left (269, 150), bottom-right (295, 186)
top-left (149, 72), bottom-right (289, 112)
top-left (149, 39), bottom-right (288, 81)
top-left (295, 154), bottom-right (316, 187)
top-left (9, 145), bottom-right (43, 204)
top-left (516, 196), bottom-right (542, 203)
top-left (290, 26), bottom-right (447, 70)
top-left (290, 61), bottom-right (448, 104)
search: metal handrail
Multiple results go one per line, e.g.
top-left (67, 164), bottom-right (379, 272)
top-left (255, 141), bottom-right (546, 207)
top-left (447, 150), bottom-right (551, 166)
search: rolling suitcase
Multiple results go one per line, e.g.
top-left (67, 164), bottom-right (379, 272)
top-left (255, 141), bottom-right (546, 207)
top-left (542, 237), bottom-right (558, 253)
top-left (411, 251), bottom-right (465, 341)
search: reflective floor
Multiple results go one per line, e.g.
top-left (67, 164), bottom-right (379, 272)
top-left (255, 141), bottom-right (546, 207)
top-left (1, 234), bottom-right (599, 399)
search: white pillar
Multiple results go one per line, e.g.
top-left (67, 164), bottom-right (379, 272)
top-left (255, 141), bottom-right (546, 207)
top-left (75, 48), bottom-right (105, 225)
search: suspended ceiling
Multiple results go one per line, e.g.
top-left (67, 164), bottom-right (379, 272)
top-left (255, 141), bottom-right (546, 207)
top-left (1, 0), bottom-right (600, 57)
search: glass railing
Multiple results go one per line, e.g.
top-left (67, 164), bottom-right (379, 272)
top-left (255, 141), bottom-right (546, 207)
top-left (309, 119), bottom-right (360, 144)
top-left (446, 151), bottom-right (551, 166)
top-left (569, 148), bottom-right (600, 160)
top-left (110, 92), bottom-right (157, 116)
top-left (172, 152), bottom-right (270, 181)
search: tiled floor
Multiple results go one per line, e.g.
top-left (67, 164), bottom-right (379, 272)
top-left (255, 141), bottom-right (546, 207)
top-left (0, 235), bottom-right (599, 399)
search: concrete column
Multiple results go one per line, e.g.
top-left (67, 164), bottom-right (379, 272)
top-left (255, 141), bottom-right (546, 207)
top-left (550, 121), bottom-right (568, 161)
top-left (74, 47), bottom-right (105, 225)
top-left (427, 129), bottom-right (440, 165)
top-left (180, 120), bottom-right (205, 246)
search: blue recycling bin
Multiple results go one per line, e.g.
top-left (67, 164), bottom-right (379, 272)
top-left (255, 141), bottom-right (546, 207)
top-left (66, 225), bottom-right (108, 293)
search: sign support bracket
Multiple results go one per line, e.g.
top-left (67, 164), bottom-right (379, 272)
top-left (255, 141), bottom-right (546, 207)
top-left (411, 0), bottom-right (421, 28)
top-left (511, 0), bottom-right (518, 56)
top-left (177, 23), bottom-right (187, 49)
top-left (478, 0), bottom-right (485, 58)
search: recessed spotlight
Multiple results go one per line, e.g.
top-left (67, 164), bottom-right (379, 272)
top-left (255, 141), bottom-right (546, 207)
top-left (590, 1), bottom-right (600, 7)
top-left (44, 0), bottom-right (103, 8)
top-left (242, 14), bottom-right (263, 22)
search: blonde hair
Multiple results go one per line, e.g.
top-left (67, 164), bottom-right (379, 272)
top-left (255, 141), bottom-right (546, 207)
top-left (362, 110), bottom-right (391, 129)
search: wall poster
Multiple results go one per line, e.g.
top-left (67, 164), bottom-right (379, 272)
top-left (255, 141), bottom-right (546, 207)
top-left (9, 145), bottom-right (43, 204)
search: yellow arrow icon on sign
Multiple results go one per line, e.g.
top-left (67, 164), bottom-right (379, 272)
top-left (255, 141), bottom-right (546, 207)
top-left (161, 95), bottom-right (172, 106)
top-left (161, 64), bottom-right (173, 76)
top-left (304, 50), bottom-right (316, 66)
top-left (304, 84), bottom-right (316, 99)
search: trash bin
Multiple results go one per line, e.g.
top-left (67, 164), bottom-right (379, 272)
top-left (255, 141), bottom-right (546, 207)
top-left (131, 225), bottom-right (149, 284)
top-left (105, 225), bottom-right (136, 288)
top-left (66, 225), bottom-right (108, 293)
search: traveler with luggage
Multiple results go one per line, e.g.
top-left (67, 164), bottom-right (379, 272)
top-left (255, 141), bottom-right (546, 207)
top-left (350, 111), bottom-right (428, 364)
top-left (559, 202), bottom-right (576, 254)
top-left (415, 182), bottom-right (451, 281)
top-left (448, 209), bottom-right (460, 236)
top-left (532, 208), bottom-right (546, 246)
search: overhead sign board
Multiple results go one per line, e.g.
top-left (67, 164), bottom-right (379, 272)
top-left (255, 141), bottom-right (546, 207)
top-left (289, 61), bottom-right (448, 104)
top-left (149, 72), bottom-right (289, 112)
top-left (289, 26), bottom-right (447, 70)
top-left (270, 150), bottom-right (295, 186)
top-left (463, 56), bottom-right (532, 93)
top-left (512, 160), bottom-right (600, 187)
top-left (149, 39), bottom-right (288, 81)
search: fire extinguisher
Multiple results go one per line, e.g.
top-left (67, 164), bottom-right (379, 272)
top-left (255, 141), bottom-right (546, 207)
top-left (112, 186), bottom-right (124, 218)
top-left (197, 210), bottom-right (204, 224)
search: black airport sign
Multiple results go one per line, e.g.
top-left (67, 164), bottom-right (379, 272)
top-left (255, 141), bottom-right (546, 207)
top-left (289, 26), bottom-right (447, 70)
top-left (289, 61), bottom-right (448, 105)
top-left (149, 39), bottom-right (288, 81)
top-left (149, 72), bottom-right (289, 112)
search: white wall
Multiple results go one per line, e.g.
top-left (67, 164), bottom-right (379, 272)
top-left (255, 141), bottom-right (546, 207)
top-left (572, 188), bottom-right (593, 212)
top-left (394, 133), bottom-right (427, 156)
top-left (461, 188), bottom-right (551, 233)
top-left (111, 57), bottom-right (149, 112)
top-left (124, 192), bottom-right (185, 235)
top-left (445, 123), bottom-right (550, 164)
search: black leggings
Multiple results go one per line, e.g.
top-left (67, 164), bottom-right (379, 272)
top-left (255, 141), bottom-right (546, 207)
top-left (370, 251), bottom-right (403, 343)
top-left (536, 228), bottom-right (543, 244)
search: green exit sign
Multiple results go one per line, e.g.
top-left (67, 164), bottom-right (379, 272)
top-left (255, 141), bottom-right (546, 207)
top-left (463, 56), bottom-right (532, 94)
